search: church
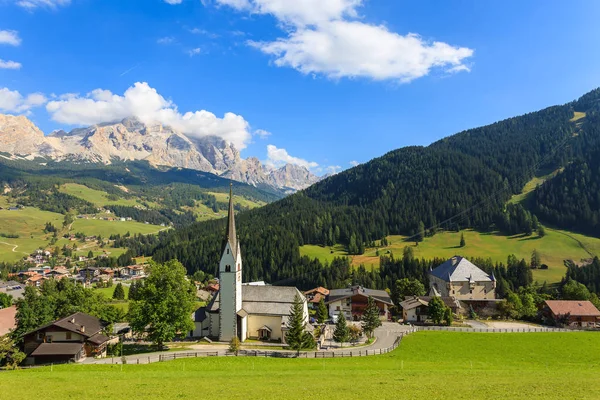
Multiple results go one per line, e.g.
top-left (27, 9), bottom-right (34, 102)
top-left (192, 186), bottom-right (309, 342)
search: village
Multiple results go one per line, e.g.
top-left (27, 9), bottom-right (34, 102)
top-left (1, 189), bottom-right (598, 367)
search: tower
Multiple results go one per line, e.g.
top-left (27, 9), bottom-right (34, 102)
top-left (218, 184), bottom-right (243, 342)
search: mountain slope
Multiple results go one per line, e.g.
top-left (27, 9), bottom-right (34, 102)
top-left (0, 115), bottom-right (320, 191)
top-left (134, 88), bottom-right (600, 287)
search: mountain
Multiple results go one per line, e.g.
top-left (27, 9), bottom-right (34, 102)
top-left (130, 88), bottom-right (600, 288)
top-left (0, 115), bottom-right (320, 191)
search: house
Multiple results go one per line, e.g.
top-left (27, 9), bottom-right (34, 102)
top-left (123, 265), bottom-right (145, 277)
top-left (192, 187), bottom-right (309, 343)
top-left (205, 283), bottom-right (220, 295)
top-left (23, 312), bottom-right (114, 365)
top-left (326, 286), bottom-right (393, 321)
top-left (78, 267), bottom-right (100, 279)
top-left (429, 256), bottom-right (496, 300)
top-left (0, 306), bottom-right (17, 336)
top-left (543, 300), bottom-right (600, 328)
top-left (399, 296), bottom-right (461, 323)
top-left (304, 287), bottom-right (330, 309)
top-left (26, 274), bottom-right (48, 287)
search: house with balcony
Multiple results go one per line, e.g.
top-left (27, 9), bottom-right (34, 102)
top-left (326, 286), bottom-right (393, 321)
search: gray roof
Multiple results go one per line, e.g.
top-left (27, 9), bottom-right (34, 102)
top-left (327, 286), bottom-right (393, 305)
top-left (203, 285), bottom-right (304, 318)
top-left (430, 256), bottom-right (493, 283)
top-left (30, 343), bottom-right (84, 356)
top-left (400, 296), bottom-right (461, 311)
top-left (28, 312), bottom-right (106, 338)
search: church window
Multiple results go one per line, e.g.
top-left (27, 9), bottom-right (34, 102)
top-left (225, 265), bottom-right (231, 272)
top-left (227, 249), bottom-right (229, 254)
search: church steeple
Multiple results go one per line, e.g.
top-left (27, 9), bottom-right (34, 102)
top-left (226, 183), bottom-right (238, 259)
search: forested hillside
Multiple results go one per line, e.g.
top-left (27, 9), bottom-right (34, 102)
top-left (114, 88), bottom-right (600, 292)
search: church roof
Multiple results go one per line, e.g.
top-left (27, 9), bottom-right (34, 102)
top-left (430, 256), bottom-right (493, 283)
top-left (204, 285), bottom-right (305, 317)
top-left (225, 183), bottom-right (238, 260)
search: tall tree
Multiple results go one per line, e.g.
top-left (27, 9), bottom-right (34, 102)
top-left (392, 278), bottom-right (426, 306)
top-left (361, 296), bottom-right (382, 338)
top-left (285, 294), bottom-right (316, 354)
top-left (129, 260), bottom-right (196, 349)
top-left (460, 233), bottom-right (466, 248)
top-left (0, 335), bottom-right (25, 369)
top-left (316, 298), bottom-right (328, 324)
top-left (428, 297), bottom-right (447, 325)
top-left (332, 314), bottom-right (349, 347)
top-left (531, 249), bottom-right (541, 269)
top-left (112, 283), bottom-right (125, 300)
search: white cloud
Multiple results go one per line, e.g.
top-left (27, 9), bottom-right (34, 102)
top-left (45, 82), bottom-right (253, 149)
top-left (189, 28), bottom-right (220, 39)
top-left (254, 129), bottom-right (271, 139)
top-left (325, 165), bottom-right (341, 174)
top-left (0, 30), bottom-right (21, 46)
top-left (0, 87), bottom-right (47, 113)
top-left (16, 0), bottom-right (71, 10)
top-left (157, 36), bottom-right (176, 45)
top-left (266, 144), bottom-right (318, 169)
top-left (187, 48), bottom-right (201, 57)
top-left (0, 59), bottom-right (22, 69)
top-left (349, 160), bottom-right (359, 166)
top-left (164, 0), bottom-right (183, 4)
top-left (215, 0), bottom-right (474, 82)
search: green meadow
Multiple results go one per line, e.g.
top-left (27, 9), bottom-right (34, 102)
top-left (301, 228), bottom-right (600, 284)
top-left (2, 332), bottom-right (599, 399)
top-left (58, 183), bottom-right (141, 207)
top-left (70, 218), bottom-right (164, 237)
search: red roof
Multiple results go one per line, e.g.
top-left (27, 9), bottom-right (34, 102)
top-left (545, 300), bottom-right (600, 317)
top-left (0, 306), bottom-right (17, 336)
top-left (304, 287), bottom-right (330, 296)
top-left (206, 283), bottom-right (220, 292)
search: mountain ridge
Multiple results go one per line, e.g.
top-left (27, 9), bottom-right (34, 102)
top-left (0, 115), bottom-right (319, 192)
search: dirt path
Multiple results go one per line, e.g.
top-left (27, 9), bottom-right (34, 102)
top-left (0, 241), bottom-right (27, 254)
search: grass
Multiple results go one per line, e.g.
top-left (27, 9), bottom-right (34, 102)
top-left (509, 170), bottom-right (561, 205)
top-left (299, 244), bottom-right (348, 263)
top-left (70, 218), bottom-right (165, 237)
top-left (59, 183), bottom-right (141, 207)
top-left (2, 332), bottom-right (600, 399)
top-left (0, 205), bottom-right (64, 262)
top-left (570, 111), bottom-right (586, 122)
top-left (187, 192), bottom-right (267, 221)
top-left (94, 285), bottom-right (130, 299)
top-left (302, 228), bottom-right (600, 284)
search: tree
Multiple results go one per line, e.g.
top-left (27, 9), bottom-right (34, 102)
top-left (361, 296), bottom-right (382, 338)
top-left (87, 250), bottom-right (94, 259)
top-left (332, 314), bottom-right (349, 347)
top-left (129, 260), bottom-right (196, 348)
top-left (428, 297), bottom-right (446, 325)
top-left (112, 283), bottom-right (125, 300)
top-left (537, 225), bottom-right (546, 237)
top-left (316, 298), bottom-right (328, 324)
top-left (417, 221), bottom-right (426, 243)
top-left (348, 325), bottom-right (362, 344)
top-left (460, 233), bottom-right (466, 248)
top-left (228, 337), bottom-right (241, 356)
top-left (531, 249), bottom-right (541, 269)
top-left (0, 293), bottom-right (12, 309)
top-left (443, 307), bottom-right (453, 326)
top-left (0, 334), bottom-right (25, 369)
top-left (561, 279), bottom-right (592, 301)
top-left (393, 278), bottom-right (425, 305)
top-left (285, 294), bottom-right (315, 355)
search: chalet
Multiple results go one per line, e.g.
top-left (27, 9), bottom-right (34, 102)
top-left (123, 265), bottom-right (145, 277)
top-left (23, 312), bottom-right (114, 365)
top-left (326, 286), bottom-right (393, 321)
top-left (399, 296), bottom-right (461, 323)
top-left (304, 287), bottom-right (330, 309)
top-left (205, 283), bottom-right (220, 295)
top-left (26, 274), bottom-right (48, 287)
top-left (78, 267), bottom-right (100, 279)
top-left (543, 300), bottom-right (600, 328)
top-left (429, 256), bottom-right (496, 300)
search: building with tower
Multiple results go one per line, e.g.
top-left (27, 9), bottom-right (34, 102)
top-left (191, 185), bottom-right (309, 342)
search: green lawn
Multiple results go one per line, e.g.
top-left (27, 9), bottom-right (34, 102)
top-left (2, 332), bottom-right (600, 399)
top-left (59, 183), bottom-right (141, 207)
top-left (94, 285), bottom-right (130, 299)
top-left (303, 228), bottom-right (600, 284)
top-left (71, 218), bottom-right (165, 237)
top-left (0, 206), bottom-right (64, 262)
top-left (299, 244), bottom-right (348, 263)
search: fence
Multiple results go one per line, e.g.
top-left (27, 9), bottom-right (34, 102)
top-left (414, 326), bottom-right (571, 333)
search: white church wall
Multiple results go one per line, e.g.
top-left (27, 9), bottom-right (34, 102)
top-left (247, 315), bottom-right (284, 341)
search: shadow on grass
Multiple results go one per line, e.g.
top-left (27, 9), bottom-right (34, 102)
top-left (518, 236), bottom-right (542, 242)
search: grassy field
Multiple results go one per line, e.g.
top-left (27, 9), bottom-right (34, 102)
top-left (188, 192), bottom-right (267, 221)
top-left (570, 111), bottom-right (586, 122)
top-left (59, 183), bottom-right (141, 207)
top-left (71, 218), bottom-right (165, 237)
top-left (0, 206), bottom-right (64, 262)
top-left (301, 228), bottom-right (600, 284)
top-left (2, 332), bottom-right (599, 399)
top-left (94, 285), bottom-right (130, 299)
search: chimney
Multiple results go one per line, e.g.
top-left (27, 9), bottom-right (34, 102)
top-left (80, 326), bottom-right (85, 333)
top-left (70, 318), bottom-right (75, 324)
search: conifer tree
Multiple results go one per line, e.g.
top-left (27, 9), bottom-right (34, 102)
top-left (112, 283), bottom-right (125, 300)
top-left (285, 294), bottom-right (315, 355)
top-left (316, 298), bottom-right (328, 324)
top-left (361, 296), bottom-right (382, 338)
top-left (460, 233), bottom-right (466, 248)
top-left (332, 313), bottom-right (349, 347)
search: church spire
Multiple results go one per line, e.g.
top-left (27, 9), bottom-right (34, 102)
top-left (226, 183), bottom-right (238, 258)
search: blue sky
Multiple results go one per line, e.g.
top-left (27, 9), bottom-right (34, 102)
top-left (1, 0), bottom-right (600, 175)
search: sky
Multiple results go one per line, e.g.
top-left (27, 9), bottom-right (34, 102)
top-left (1, 0), bottom-right (600, 175)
